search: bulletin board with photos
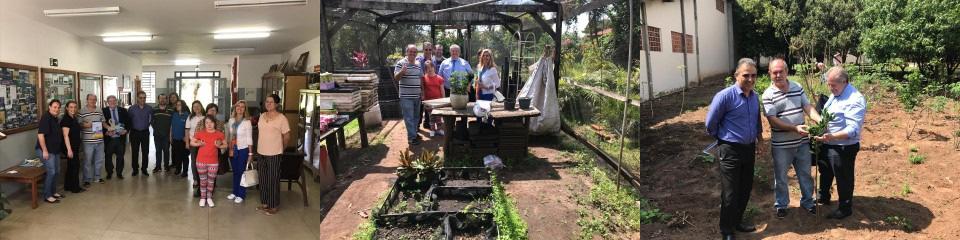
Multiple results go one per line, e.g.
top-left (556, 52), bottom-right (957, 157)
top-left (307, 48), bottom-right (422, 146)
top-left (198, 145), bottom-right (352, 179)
top-left (0, 62), bottom-right (40, 134)
top-left (41, 68), bottom-right (78, 114)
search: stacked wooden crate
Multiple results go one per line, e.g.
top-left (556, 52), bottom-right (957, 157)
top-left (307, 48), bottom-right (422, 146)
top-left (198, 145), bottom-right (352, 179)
top-left (332, 73), bottom-right (379, 110)
top-left (312, 88), bottom-right (361, 113)
top-left (497, 119), bottom-right (529, 160)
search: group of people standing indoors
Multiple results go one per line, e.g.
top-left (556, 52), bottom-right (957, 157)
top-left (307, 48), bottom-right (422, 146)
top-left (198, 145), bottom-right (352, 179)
top-left (706, 58), bottom-right (867, 240)
top-left (393, 41), bottom-right (501, 145)
top-left (34, 90), bottom-right (291, 215)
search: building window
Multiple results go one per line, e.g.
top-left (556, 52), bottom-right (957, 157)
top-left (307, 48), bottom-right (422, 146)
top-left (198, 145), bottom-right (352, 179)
top-left (141, 71), bottom-right (156, 103)
top-left (717, 0), bottom-right (725, 13)
top-left (671, 31), bottom-right (695, 54)
top-left (641, 26), bottom-right (662, 52)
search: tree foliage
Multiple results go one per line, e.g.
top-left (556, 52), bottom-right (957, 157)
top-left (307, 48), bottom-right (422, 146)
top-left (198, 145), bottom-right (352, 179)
top-left (857, 0), bottom-right (960, 81)
top-left (735, 0), bottom-right (863, 65)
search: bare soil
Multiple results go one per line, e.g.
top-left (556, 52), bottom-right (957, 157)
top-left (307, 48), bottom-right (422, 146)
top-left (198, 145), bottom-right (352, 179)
top-left (635, 78), bottom-right (960, 239)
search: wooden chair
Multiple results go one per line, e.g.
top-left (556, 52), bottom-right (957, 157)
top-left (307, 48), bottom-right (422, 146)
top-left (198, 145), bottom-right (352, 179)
top-left (279, 151), bottom-right (309, 207)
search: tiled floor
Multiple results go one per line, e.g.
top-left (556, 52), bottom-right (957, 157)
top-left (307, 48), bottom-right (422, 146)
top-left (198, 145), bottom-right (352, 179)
top-left (0, 154), bottom-right (324, 240)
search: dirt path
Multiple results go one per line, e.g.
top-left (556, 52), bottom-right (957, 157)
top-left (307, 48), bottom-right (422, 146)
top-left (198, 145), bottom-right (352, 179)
top-left (635, 81), bottom-right (960, 239)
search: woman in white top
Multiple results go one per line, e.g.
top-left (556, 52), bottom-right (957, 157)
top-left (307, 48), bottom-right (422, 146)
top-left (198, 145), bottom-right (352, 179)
top-left (184, 101), bottom-right (205, 178)
top-left (474, 48), bottom-right (500, 101)
top-left (225, 100), bottom-right (253, 204)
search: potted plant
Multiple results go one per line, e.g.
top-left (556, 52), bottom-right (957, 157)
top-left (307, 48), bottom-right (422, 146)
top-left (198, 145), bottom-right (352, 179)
top-left (449, 71), bottom-right (471, 109)
top-left (396, 149), bottom-right (444, 190)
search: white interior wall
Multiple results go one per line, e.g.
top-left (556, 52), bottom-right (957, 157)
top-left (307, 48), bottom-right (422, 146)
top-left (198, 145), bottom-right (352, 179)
top-left (0, 9), bottom-right (143, 194)
top-left (283, 35), bottom-right (323, 72)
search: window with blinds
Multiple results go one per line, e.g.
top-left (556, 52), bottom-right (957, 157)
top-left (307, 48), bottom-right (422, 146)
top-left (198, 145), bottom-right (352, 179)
top-left (142, 71), bottom-right (156, 103)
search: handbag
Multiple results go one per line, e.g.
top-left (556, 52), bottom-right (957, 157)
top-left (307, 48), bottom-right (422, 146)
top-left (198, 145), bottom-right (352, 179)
top-left (240, 159), bottom-right (258, 187)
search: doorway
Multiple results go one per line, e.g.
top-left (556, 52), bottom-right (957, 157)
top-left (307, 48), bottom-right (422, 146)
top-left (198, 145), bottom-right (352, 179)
top-left (167, 71), bottom-right (229, 120)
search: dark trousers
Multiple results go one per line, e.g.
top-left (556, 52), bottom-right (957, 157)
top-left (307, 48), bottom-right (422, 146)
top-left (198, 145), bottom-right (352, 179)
top-left (105, 136), bottom-right (126, 176)
top-left (258, 154), bottom-right (282, 208)
top-left (65, 146), bottom-right (82, 191)
top-left (129, 129), bottom-right (150, 173)
top-left (818, 143), bottom-right (859, 212)
top-left (717, 140), bottom-right (755, 235)
top-left (167, 139), bottom-right (187, 174)
top-left (154, 135), bottom-right (170, 171)
top-left (172, 139), bottom-right (187, 174)
top-left (420, 106), bottom-right (431, 128)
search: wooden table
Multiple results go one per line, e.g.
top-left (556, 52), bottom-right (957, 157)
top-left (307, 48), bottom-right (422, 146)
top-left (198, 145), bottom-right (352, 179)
top-left (427, 98), bottom-right (541, 160)
top-left (0, 166), bottom-right (46, 209)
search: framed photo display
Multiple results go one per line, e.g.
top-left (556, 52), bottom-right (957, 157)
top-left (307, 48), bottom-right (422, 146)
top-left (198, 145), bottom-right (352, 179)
top-left (41, 68), bottom-right (77, 116)
top-left (0, 62), bottom-right (40, 134)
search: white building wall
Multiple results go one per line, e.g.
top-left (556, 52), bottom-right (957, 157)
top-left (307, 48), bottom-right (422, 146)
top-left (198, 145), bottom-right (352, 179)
top-left (0, 9), bottom-right (142, 194)
top-left (634, 0), bottom-right (733, 99)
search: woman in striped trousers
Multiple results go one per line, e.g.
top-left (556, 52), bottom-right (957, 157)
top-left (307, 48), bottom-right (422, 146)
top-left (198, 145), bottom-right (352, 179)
top-left (256, 94), bottom-right (290, 215)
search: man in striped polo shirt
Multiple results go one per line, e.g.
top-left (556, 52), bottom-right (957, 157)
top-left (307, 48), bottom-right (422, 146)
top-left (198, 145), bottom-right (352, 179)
top-left (79, 94), bottom-right (107, 186)
top-left (761, 58), bottom-right (823, 219)
top-left (394, 44), bottom-right (424, 145)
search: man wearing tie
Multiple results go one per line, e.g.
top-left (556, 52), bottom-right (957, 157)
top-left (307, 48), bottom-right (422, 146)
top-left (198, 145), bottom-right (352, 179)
top-left (439, 44), bottom-right (474, 98)
top-left (103, 95), bottom-right (130, 180)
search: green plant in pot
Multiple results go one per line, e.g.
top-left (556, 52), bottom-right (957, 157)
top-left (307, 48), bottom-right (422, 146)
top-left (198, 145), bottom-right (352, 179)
top-left (450, 71), bottom-right (471, 109)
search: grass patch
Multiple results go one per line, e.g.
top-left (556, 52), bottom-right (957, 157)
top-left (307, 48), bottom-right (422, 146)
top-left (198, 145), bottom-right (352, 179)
top-left (743, 204), bottom-right (761, 222)
top-left (696, 153), bottom-right (716, 163)
top-left (352, 190), bottom-right (390, 240)
top-left (753, 166), bottom-right (769, 185)
top-left (885, 215), bottom-right (915, 232)
top-left (900, 182), bottom-right (912, 197)
top-left (491, 174), bottom-right (529, 240)
top-left (908, 153), bottom-right (925, 165)
top-left (344, 120), bottom-right (360, 137)
top-left (562, 146), bottom-right (667, 239)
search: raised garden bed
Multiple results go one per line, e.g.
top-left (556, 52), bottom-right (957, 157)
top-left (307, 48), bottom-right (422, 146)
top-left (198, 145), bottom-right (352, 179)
top-left (378, 178), bottom-right (438, 216)
top-left (445, 213), bottom-right (498, 240)
top-left (373, 212), bottom-right (446, 240)
top-left (441, 167), bottom-right (492, 187)
top-left (429, 186), bottom-right (493, 213)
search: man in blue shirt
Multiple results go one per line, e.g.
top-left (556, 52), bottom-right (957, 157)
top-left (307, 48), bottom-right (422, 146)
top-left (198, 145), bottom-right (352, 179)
top-left (813, 67), bottom-right (867, 220)
top-left (705, 58), bottom-right (762, 240)
top-left (127, 91), bottom-right (153, 176)
top-left (439, 45), bottom-right (474, 96)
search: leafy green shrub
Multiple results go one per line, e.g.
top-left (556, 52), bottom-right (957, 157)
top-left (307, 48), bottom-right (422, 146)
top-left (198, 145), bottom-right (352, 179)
top-left (949, 82), bottom-right (960, 99)
top-left (754, 75), bottom-right (772, 93)
top-left (897, 71), bottom-right (925, 111)
top-left (929, 96), bottom-right (949, 113)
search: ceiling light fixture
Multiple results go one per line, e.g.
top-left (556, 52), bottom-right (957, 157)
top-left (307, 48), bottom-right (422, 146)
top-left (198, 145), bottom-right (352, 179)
top-left (213, 48), bottom-right (256, 53)
top-left (213, 32), bottom-right (270, 39)
top-left (43, 6), bottom-right (120, 17)
top-left (102, 35), bottom-right (153, 42)
top-left (214, 0), bottom-right (307, 9)
top-left (175, 59), bottom-right (204, 66)
top-left (130, 49), bottom-right (169, 54)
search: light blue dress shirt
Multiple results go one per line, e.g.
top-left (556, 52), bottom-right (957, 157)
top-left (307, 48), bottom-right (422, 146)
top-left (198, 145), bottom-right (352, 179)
top-left (823, 83), bottom-right (867, 146)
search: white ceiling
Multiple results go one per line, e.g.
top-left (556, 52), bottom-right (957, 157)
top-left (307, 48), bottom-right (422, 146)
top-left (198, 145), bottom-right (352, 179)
top-left (9, 0), bottom-right (322, 65)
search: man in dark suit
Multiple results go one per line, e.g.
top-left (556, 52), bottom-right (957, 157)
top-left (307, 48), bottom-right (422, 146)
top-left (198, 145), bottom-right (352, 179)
top-left (103, 95), bottom-right (130, 180)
